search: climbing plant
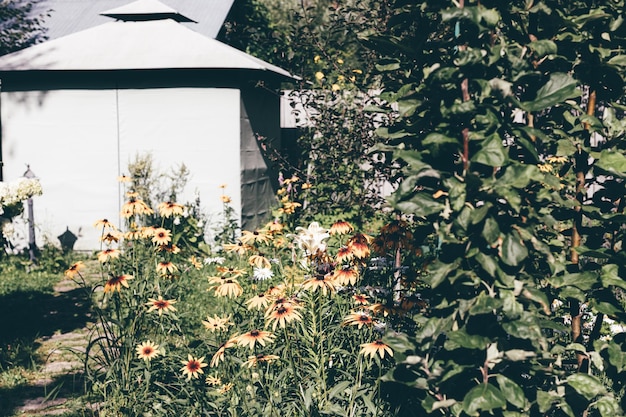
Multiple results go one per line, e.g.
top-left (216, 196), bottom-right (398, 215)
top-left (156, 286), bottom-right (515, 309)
top-left (368, 1), bottom-right (626, 416)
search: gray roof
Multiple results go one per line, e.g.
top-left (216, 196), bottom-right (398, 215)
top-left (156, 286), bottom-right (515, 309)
top-left (0, 16), bottom-right (294, 78)
top-left (34, 0), bottom-right (233, 40)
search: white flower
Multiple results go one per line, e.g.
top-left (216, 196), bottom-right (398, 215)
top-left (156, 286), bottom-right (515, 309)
top-left (204, 256), bottom-right (225, 265)
top-left (173, 217), bottom-right (181, 225)
top-left (292, 222), bottom-right (329, 256)
top-left (1, 221), bottom-right (15, 239)
top-left (253, 267), bottom-right (273, 281)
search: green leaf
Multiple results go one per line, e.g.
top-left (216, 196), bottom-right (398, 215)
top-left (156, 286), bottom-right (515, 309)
top-left (482, 217), bottom-right (500, 244)
top-left (606, 341), bottom-right (626, 372)
top-left (528, 40), bottom-right (557, 58)
top-left (608, 54), bottom-right (626, 67)
top-left (471, 134), bottom-right (508, 167)
top-left (520, 73), bottom-right (580, 112)
top-left (566, 374), bottom-right (606, 400)
top-left (536, 390), bottom-right (558, 413)
top-left (500, 232), bottom-right (528, 266)
top-left (392, 192), bottom-right (445, 218)
top-left (476, 252), bottom-right (498, 278)
top-left (427, 260), bottom-right (460, 288)
top-left (463, 383), bottom-right (506, 416)
top-left (595, 397), bottom-right (620, 417)
top-left (595, 149), bottom-right (626, 177)
top-left (548, 271), bottom-right (599, 291)
top-left (496, 375), bottom-right (526, 409)
top-left (445, 329), bottom-right (491, 350)
top-left (498, 164), bottom-right (542, 188)
top-left (423, 132), bottom-right (459, 146)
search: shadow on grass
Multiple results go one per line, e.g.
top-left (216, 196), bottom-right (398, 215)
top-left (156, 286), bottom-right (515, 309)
top-left (0, 371), bottom-right (89, 417)
top-left (0, 287), bottom-right (93, 416)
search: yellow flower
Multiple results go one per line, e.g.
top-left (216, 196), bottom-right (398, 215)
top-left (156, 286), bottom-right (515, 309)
top-left (242, 354), bottom-right (280, 368)
top-left (121, 198), bottom-right (153, 218)
top-left (237, 329), bottom-right (275, 350)
top-left (156, 261), bottom-right (178, 276)
top-left (93, 218), bottom-right (117, 230)
top-left (213, 279), bottom-right (243, 298)
top-left (223, 242), bottom-right (253, 256)
top-left (246, 293), bottom-right (270, 310)
top-left (157, 243), bottom-right (181, 254)
top-left (301, 182), bottom-right (312, 190)
top-left (337, 58), bottom-right (344, 64)
top-left (210, 339), bottom-right (237, 367)
top-left (206, 374), bottom-right (222, 386)
top-left (333, 266), bottom-right (359, 286)
top-left (353, 294), bottom-right (370, 305)
top-left (301, 274), bottom-right (336, 296)
top-left (202, 315), bottom-right (233, 332)
top-left (216, 265), bottom-right (247, 278)
top-left (538, 163), bottom-right (553, 173)
top-left (315, 71), bottom-right (325, 80)
top-left (314, 55), bottom-right (321, 63)
top-left (220, 195), bottom-right (232, 203)
top-left (146, 296), bottom-right (177, 316)
top-left (218, 383), bottom-right (234, 394)
top-left (335, 246), bottom-right (354, 263)
top-left (343, 311), bottom-right (374, 329)
top-left (218, 183), bottom-right (227, 189)
top-left (152, 228), bottom-right (172, 246)
top-left (347, 233), bottom-right (372, 259)
top-left (352, 69), bottom-right (363, 74)
top-left (136, 341), bottom-right (161, 361)
top-left (189, 256), bottom-right (203, 270)
top-left (180, 355), bottom-right (208, 380)
top-left (157, 201), bottom-right (185, 218)
top-left (278, 201), bottom-right (301, 215)
top-left (97, 248), bottom-right (121, 263)
top-left (265, 303), bottom-right (303, 330)
top-left (329, 220), bottom-right (354, 236)
top-left (104, 274), bottom-right (133, 293)
top-left (117, 174), bottom-right (132, 183)
top-left (239, 230), bottom-right (271, 245)
top-left (331, 84), bottom-right (340, 91)
top-left (249, 254), bottom-right (271, 269)
top-left (100, 230), bottom-right (122, 244)
top-left (64, 261), bottom-right (85, 279)
top-left (546, 155), bottom-right (568, 163)
top-left (360, 340), bottom-right (393, 359)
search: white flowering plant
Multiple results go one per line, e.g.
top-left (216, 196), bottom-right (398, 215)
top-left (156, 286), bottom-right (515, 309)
top-left (0, 177), bottom-right (43, 251)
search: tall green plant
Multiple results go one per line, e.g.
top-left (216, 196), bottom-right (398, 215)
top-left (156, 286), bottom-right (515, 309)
top-left (367, 1), bottom-right (626, 416)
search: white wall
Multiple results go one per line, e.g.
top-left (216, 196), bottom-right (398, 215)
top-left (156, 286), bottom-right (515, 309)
top-left (1, 87), bottom-right (240, 250)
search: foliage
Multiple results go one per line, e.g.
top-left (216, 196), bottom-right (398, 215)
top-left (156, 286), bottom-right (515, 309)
top-left (0, 0), bottom-right (48, 56)
top-left (365, 1), bottom-right (626, 416)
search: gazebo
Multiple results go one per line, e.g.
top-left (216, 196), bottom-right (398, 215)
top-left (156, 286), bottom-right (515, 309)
top-left (0, 0), bottom-right (295, 250)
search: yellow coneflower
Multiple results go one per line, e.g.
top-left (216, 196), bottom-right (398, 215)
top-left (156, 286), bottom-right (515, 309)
top-left (97, 248), bottom-right (121, 263)
top-left (145, 296), bottom-right (177, 316)
top-left (189, 256), bottom-right (203, 269)
top-left (239, 230), bottom-right (271, 245)
top-left (156, 261), bottom-right (178, 276)
top-left (126, 191), bottom-right (139, 198)
top-left (121, 198), bottom-right (153, 218)
top-left (202, 315), bottom-right (233, 332)
top-left (210, 339), bottom-right (237, 367)
top-left (246, 293), bottom-right (270, 310)
top-left (152, 228), bottom-right (172, 246)
top-left (333, 266), bottom-right (359, 286)
top-left (360, 340), bottom-right (393, 359)
top-left (538, 163), bottom-right (553, 173)
top-left (329, 220), bottom-right (354, 236)
top-left (278, 200), bottom-right (301, 215)
top-left (136, 341), bottom-right (161, 361)
top-left (216, 265), bottom-right (247, 278)
top-left (93, 218), bottom-right (117, 230)
top-left (283, 175), bottom-right (299, 185)
top-left (266, 304), bottom-right (303, 330)
top-left (103, 274), bottom-right (133, 293)
top-left (348, 233), bottom-right (372, 259)
top-left (180, 355), bottom-right (208, 380)
top-left (218, 383), bottom-right (234, 394)
top-left (368, 303), bottom-right (396, 317)
top-left (140, 226), bottom-right (157, 238)
top-left (242, 354), bottom-right (280, 368)
top-left (64, 261), bottom-right (85, 279)
top-left (237, 329), bottom-right (275, 350)
top-left (546, 155), bottom-right (568, 164)
top-left (336, 246), bottom-right (354, 263)
top-left (266, 284), bottom-right (286, 298)
top-left (248, 254), bottom-right (271, 269)
top-left (223, 241), bottom-right (253, 256)
top-left (264, 220), bottom-right (284, 234)
top-left (213, 279), bottom-right (243, 298)
top-left (100, 230), bottom-right (122, 244)
top-left (220, 195), bottom-right (232, 203)
top-left (343, 311), bottom-right (374, 329)
top-left (206, 374), bottom-right (222, 386)
top-left (117, 174), bottom-right (132, 183)
top-left (157, 201), bottom-right (185, 218)
top-left (124, 229), bottom-right (142, 241)
top-left (157, 243), bottom-right (180, 254)
top-left (353, 294), bottom-right (370, 305)
top-left (301, 274), bottom-right (336, 295)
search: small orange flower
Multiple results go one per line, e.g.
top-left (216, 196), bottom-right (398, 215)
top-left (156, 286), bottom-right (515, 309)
top-left (64, 261), bottom-right (85, 279)
top-left (360, 340), bottom-right (393, 359)
top-left (152, 228), bottom-right (172, 246)
top-left (216, 265), bottom-right (247, 278)
top-left (237, 329), bottom-right (275, 350)
top-left (121, 198), bottom-right (153, 218)
top-left (97, 248), bottom-right (121, 263)
top-left (220, 195), bottom-right (232, 203)
top-left (329, 220), bottom-right (354, 235)
top-left (336, 246), bottom-right (354, 263)
top-left (249, 254), bottom-right (271, 269)
top-left (104, 274), bottom-right (133, 293)
top-left (343, 311), bottom-right (374, 329)
top-left (118, 174), bottom-right (132, 183)
top-left (333, 266), bottom-right (359, 286)
top-left (189, 256), bottom-right (203, 269)
top-left (202, 315), bottom-right (233, 332)
top-left (348, 233), bottom-right (372, 259)
top-left (353, 294), bottom-right (370, 305)
top-left (157, 243), bottom-right (181, 254)
top-left (180, 355), bottom-right (208, 380)
top-left (100, 230), bottom-right (122, 244)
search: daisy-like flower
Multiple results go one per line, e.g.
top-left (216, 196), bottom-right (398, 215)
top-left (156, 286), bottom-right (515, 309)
top-left (204, 256), bottom-right (226, 265)
top-left (242, 354), bottom-right (280, 368)
top-left (210, 338), bottom-right (237, 367)
top-left (347, 233), bottom-right (372, 259)
top-left (266, 304), bottom-right (303, 330)
top-left (240, 230), bottom-right (272, 245)
top-left (64, 261), bottom-right (85, 279)
top-left (206, 374), bottom-right (222, 386)
top-left (136, 341), bottom-right (161, 361)
top-left (156, 261), bottom-right (178, 275)
top-left (157, 201), bottom-right (185, 218)
top-left (220, 195), bottom-right (232, 203)
top-left (368, 303), bottom-right (396, 317)
top-left (93, 218), bottom-right (117, 230)
top-left (336, 246), bottom-right (354, 263)
top-left (104, 274), bottom-right (133, 293)
top-left (157, 243), bottom-right (181, 254)
top-left (180, 355), bottom-right (208, 380)
top-left (97, 248), bottom-right (121, 263)
top-left (121, 198), bottom-right (154, 218)
top-left (264, 220), bottom-right (284, 234)
top-left (301, 274), bottom-right (335, 295)
top-left (223, 242), bottom-right (252, 256)
top-left (189, 256), bottom-right (203, 269)
top-left (253, 267), bottom-right (274, 281)
top-left (343, 311), bottom-right (374, 329)
top-left (101, 230), bottom-right (122, 244)
top-left (213, 279), bottom-right (243, 298)
top-left (202, 315), bottom-right (233, 332)
top-left (546, 155), bottom-right (568, 164)
top-left (124, 229), bottom-right (142, 241)
top-left (117, 174), bottom-right (132, 183)
top-left (237, 329), bottom-right (275, 350)
top-left (216, 265), bottom-right (247, 278)
top-left (333, 266), bottom-right (359, 286)
top-left (141, 226), bottom-right (157, 238)
top-left (266, 285), bottom-right (286, 298)
top-left (278, 200), bottom-right (302, 215)
top-left (246, 293), bottom-right (270, 310)
top-left (353, 294), bottom-right (370, 305)
top-left (360, 340), bottom-right (393, 359)
top-left (152, 228), bottom-right (172, 246)
top-left (146, 296), bottom-right (177, 316)
top-left (218, 383), bottom-right (234, 394)
top-left (538, 163), bottom-right (553, 173)
top-left (329, 220), bottom-right (354, 236)
top-left (249, 254), bottom-right (271, 269)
